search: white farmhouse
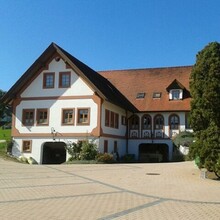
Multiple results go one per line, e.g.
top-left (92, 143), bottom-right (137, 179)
top-left (1, 43), bottom-right (192, 164)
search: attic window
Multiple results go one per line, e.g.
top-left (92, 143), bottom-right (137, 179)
top-left (136, 93), bottom-right (145, 99)
top-left (169, 89), bottom-right (183, 100)
top-left (43, 72), bottom-right (55, 89)
top-left (153, 92), bottom-right (161, 98)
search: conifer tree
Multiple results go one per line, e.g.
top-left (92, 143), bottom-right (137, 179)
top-left (190, 42), bottom-right (220, 177)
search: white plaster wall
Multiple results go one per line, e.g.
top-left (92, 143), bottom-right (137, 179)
top-left (21, 58), bottom-right (93, 98)
top-left (99, 137), bottom-right (126, 158)
top-left (15, 98), bottom-right (98, 134)
top-left (179, 112), bottom-right (187, 131)
top-left (163, 112), bottom-right (170, 137)
top-left (101, 101), bottom-right (127, 136)
top-left (12, 138), bottom-right (43, 163)
top-left (12, 136), bottom-right (100, 164)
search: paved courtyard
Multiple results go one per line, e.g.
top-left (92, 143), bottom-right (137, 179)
top-left (0, 159), bottom-right (219, 220)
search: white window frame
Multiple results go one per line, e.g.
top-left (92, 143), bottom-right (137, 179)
top-left (169, 89), bottom-right (183, 100)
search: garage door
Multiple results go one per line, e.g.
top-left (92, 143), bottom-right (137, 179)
top-left (42, 142), bottom-right (66, 164)
top-left (139, 143), bottom-right (168, 162)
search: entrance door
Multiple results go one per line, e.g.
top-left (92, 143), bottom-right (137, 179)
top-left (42, 142), bottom-right (66, 164)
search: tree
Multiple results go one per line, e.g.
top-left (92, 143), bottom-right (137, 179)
top-left (189, 42), bottom-right (220, 178)
top-left (0, 89), bottom-right (6, 119)
top-left (0, 89), bottom-right (12, 126)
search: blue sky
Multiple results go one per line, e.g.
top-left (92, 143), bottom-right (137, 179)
top-left (1, 0), bottom-right (220, 91)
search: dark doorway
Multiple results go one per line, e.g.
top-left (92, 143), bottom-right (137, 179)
top-left (139, 143), bottom-right (169, 162)
top-left (42, 142), bottom-right (66, 164)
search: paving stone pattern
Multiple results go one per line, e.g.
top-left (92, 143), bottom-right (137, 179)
top-left (0, 159), bottom-right (219, 220)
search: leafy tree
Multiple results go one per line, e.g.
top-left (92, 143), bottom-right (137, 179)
top-left (189, 42), bottom-right (220, 178)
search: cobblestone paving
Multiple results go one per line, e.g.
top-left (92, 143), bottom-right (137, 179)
top-left (0, 159), bottom-right (219, 219)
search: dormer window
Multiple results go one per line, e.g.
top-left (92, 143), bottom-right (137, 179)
top-left (166, 79), bottom-right (185, 101)
top-left (170, 89), bottom-right (183, 100)
top-left (153, 92), bottom-right (161, 98)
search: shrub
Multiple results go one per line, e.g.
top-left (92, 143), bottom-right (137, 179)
top-left (18, 156), bottom-right (28, 163)
top-left (173, 131), bottom-right (194, 148)
top-left (79, 140), bottom-right (98, 160)
top-left (65, 141), bottom-right (83, 160)
top-left (96, 153), bottom-right (114, 163)
top-left (6, 140), bottom-right (13, 154)
top-left (121, 154), bottom-right (135, 162)
top-left (27, 157), bottom-right (38, 164)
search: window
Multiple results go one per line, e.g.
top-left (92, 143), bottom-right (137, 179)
top-left (22, 109), bottom-right (35, 126)
top-left (59, 72), bottom-right (71, 88)
top-left (170, 89), bottom-right (183, 100)
top-left (77, 108), bottom-right (90, 125)
top-left (43, 72), bottom-right (55, 88)
top-left (169, 114), bottom-right (179, 129)
top-left (105, 109), bottom-right (110, 126)
top-left (129, 115), bottom-right (139, 129)
top-left (62, 109), bottom-right (74, 125)
top-left (136, 92), bottom-right (145, 99)
top-left (153, 92), bottom-right (161, 98)
top-left (22, 140), bottom-right (32, 153)
top-left (172, 90), bottom-right (180, 100)
top-left (115, 113), bottom-right (119, 129)
top-left (167, 79), bottom-right (185, 100)
top-left (105, 109), bottom-right (119, 129)
top-left (104, 140), bottom-right (108, 153)
top-left (142, 114), bottom-right (151, 129)
top-left (37, 109), bottom-right (49, 125)
top-left (154, 115), bottom-right (164, 129)
top-left (110, 111), bottom-right (115, 127)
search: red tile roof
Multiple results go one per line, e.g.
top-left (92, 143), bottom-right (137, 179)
top-left (99, 66), bottom-right (192, 112)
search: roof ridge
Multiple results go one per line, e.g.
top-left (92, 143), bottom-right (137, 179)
top-left (98, 65), bottom-right (193, 72)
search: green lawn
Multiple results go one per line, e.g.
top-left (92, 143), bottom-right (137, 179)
top-left (0, 127), bottom-right (11, 142)
top-left (0, 127), bottom-right (12, 158)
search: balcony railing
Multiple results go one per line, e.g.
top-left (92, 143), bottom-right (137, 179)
top-left (129, 129), bottom-right (166, 139)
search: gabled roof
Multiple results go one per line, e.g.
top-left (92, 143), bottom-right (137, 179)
top-left (99, 66), bottom-right (192, 112)
top-left (1, 43), bottom-right (137, 112)
top-left (166, 79), bottom-right (185, 91)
